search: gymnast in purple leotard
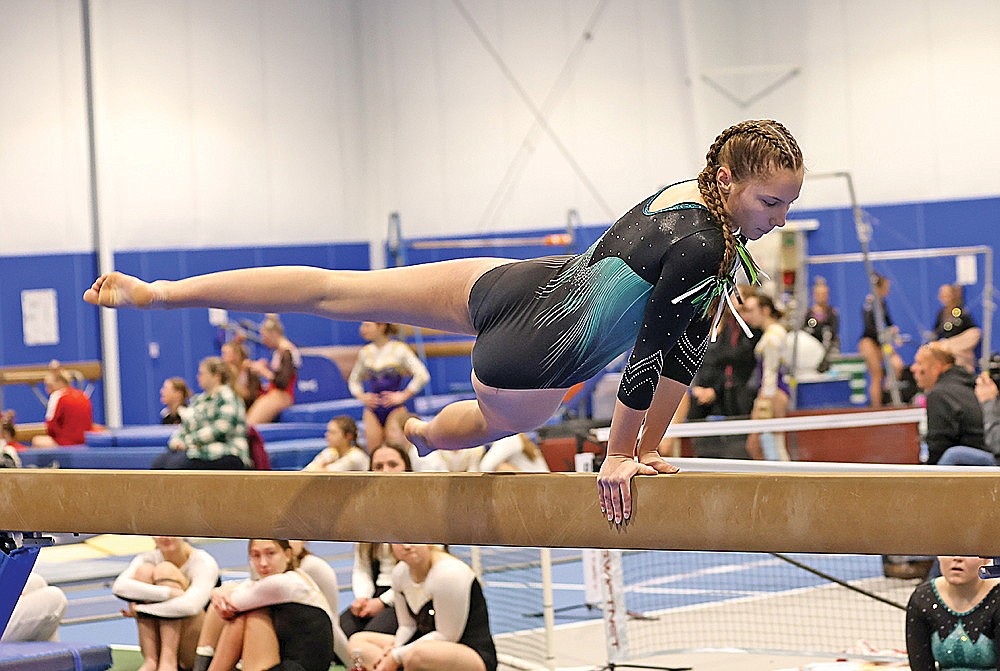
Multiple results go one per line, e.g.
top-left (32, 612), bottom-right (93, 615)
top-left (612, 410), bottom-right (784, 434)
top-left (348, 322), bottom-right (431, 450)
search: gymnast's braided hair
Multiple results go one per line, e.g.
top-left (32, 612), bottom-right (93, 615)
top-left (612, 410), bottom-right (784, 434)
top-left (697, 120), bottom-right (803, 287)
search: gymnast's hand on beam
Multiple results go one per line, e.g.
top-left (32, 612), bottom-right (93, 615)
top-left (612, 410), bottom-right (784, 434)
top-left (83, 272), bottom-right (159, 308)
top-left (597, 455), bottom-right (660, 525)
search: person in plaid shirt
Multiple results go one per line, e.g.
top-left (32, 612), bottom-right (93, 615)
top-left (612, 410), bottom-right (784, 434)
top-left (165, 357), bottom-right (251, 469)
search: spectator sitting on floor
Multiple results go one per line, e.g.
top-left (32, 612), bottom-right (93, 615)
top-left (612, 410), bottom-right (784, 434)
top-left (159, 377), bottom-right (191, 425)
top-left (479, 433), bottom-right (550, 472)
top-left (303, 415), bottom-right (370, 472)
top-left (0, 572), bottom-right (67, 643)
top-left (347, 544), bottom-right (497, 671)
top-left (339, 444), bottom-right (411, 641)
top-left (911, 342), bottom-right (990, 465)
top-left (112, 536), bottom-right (219, 671)
top-left (153, 357), bottom-right (251, 470)
top-left (193, 539), bottom-right (334, 671)
top-left (975, 371), bottom-right (1000, 458)
top-left (32, 364), bottom-right (94, 447)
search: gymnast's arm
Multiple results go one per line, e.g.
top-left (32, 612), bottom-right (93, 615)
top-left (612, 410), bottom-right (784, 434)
top-left (598, 231), bottom-right (720, 523)
top-left (112, 553), bottom-right (173, 603)
top-left (904, 586), bottom-right (936, 671)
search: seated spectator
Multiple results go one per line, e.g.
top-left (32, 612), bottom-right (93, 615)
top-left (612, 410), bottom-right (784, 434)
top-left (911, 343), bottom-right (990, 465)
top-left (221, 338), bottom-right (262, 409)
top-left (339, 444), bottom-right (409, 640)
top-left (31, 365), bottom-right (94, 446)
top-left (0, 572), bottom-right (67, 643)
top-left (349, 322), bottom-right (431, 450)
top-left (906, 555), bottom-right (1000, 670)
top-left (802, 277), bottom-right (841, 371)
top-left (858, 273), bottom-right (905, 408)
top-left (112, 536), bottom-right (219, 671)
top-left (159, 377), bottom-right (191, 425)
top-left (1, 410), bottom-right (27, 452)
top-left (975, 371), bottom-right (1000, 458)
top-left (479, 433), bottom-right (550, 472)
top-left (288, 541), bottom-right (349, 663)
top-left (246, 315), bottom-right (301, 424)
top-left (154, 357), bottom-right (251, 470)
top-left (933, 284), bottom-right (981, 372)
top-left (348, 544), bottom-right (497, 671)
top-left (193, 539), bottom-right (334, 671)
top-left (303, 416), bottom-right (370, 472)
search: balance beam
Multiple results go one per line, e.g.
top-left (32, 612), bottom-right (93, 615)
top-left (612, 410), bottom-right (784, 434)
top-left (1, 470), bottom-right (998, 555)
top-left (0, 361), bottom-right (102, 385)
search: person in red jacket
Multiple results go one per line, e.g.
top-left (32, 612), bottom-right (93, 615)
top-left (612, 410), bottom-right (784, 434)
top-left (31, 368), bottom-right (93, 446)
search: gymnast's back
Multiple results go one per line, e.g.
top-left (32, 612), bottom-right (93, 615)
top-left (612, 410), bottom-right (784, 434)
top-left (469, 183), bottom-right (725, 406)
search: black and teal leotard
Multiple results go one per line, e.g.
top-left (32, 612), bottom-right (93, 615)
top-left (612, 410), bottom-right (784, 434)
top-left (468, 189), bottom-right (726, 411)
top-left (906, 580), bottom-right (1000, 670)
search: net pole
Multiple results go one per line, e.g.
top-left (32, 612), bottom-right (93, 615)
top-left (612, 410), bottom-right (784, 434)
top-left (540, 548), bottom-right (556, 670)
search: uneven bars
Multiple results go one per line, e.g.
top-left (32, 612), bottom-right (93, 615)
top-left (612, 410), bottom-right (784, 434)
top-left (409, 234), bottom-right (573, 250)
top-left (2, 469), bottom-right (1000, 555)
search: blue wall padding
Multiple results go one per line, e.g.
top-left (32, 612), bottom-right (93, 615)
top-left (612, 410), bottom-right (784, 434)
top-left (1, 197), bottom-right (997, 426)
top-left (279, 398), bottom-right (366, 423)
top-left (0, 253), bottom-right (105, 424)
top-left (794, 196), bottom-right (999, 365)
top-left (0, 641), bottom-right (111, 670)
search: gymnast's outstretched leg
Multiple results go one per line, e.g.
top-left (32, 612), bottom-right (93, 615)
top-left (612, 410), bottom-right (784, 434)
top-left (84, 259), bottom-right (512, 335)
top-left (85, 261), bottom-right (570, 451)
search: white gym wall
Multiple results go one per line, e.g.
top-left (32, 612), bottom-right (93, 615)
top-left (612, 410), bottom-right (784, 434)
top-left (1, 0), bottom-right (998, 255)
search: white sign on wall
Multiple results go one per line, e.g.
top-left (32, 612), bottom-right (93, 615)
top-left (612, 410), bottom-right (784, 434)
top-left (21, 288), bottom-right (59, 346)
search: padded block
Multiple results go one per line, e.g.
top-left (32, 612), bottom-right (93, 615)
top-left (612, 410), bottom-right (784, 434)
top-left (253, 423), bottom-right (327, 442)
top-left (265, 439), bottom-right (326, 470)
top-left (280, 398), bottom-right (366, 423)
top-left (85, 425), bottom-right (173, 448)
top-left (0, 642), bottom-right (112, 671)
top-left (293, 355), bottom-right (352, 404)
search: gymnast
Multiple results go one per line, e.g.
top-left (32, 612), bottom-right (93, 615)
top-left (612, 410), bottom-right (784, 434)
top-left (348, 321), bottom-right (431, 450)
top-left (83, 119), bottom-right (804, 524)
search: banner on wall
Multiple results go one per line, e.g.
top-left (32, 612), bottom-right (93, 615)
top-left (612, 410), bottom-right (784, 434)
top-left (21, 289), bottom-right (59, 346)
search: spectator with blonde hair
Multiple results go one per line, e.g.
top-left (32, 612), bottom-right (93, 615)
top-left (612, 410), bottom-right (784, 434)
top-left (911, 342), bottom-right (989, 466)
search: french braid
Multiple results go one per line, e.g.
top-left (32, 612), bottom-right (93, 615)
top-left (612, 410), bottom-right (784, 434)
top-left (697, 119), bottom-right (803, 285)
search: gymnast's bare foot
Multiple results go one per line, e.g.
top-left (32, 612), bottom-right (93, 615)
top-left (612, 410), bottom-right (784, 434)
top-left (404, 416), bottom-right (434, 457)
top-left (83, 272), bottom-right (159, 308)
